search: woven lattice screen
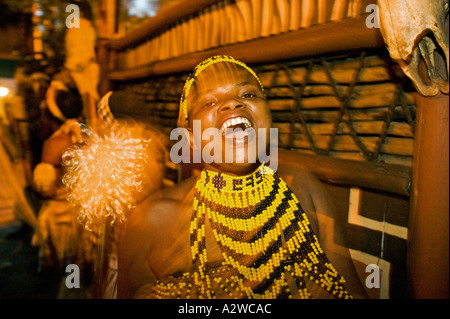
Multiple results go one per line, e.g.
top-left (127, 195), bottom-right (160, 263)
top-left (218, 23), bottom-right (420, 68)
top-left (257, 51), bottom-right (416, 166)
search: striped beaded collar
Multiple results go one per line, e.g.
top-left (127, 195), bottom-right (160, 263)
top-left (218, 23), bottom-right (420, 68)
top-left (190, 163), bottom-right (353, 299)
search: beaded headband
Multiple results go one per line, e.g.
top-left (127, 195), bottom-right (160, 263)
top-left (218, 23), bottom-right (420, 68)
top-left (179, 55), bottom-right (265, 127)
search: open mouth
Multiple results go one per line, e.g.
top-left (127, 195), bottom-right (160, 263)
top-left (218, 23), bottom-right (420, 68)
top-left (220, 117), bottom-right (253, 138)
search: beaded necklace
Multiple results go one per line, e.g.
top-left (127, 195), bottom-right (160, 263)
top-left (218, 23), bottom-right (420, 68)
top-left (188, 164), bottom-right (352, 299)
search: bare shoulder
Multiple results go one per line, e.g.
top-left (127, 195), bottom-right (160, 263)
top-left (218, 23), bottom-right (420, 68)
top-left (276, 152), bottom-right (333, 208)
top-left (276, 152), bottom-right (321, 189)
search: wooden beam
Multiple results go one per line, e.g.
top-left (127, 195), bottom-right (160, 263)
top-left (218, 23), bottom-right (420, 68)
top-left (107, 15), bottom-right (384, 81)
top-left (278, 148), bottom-right (411, 196)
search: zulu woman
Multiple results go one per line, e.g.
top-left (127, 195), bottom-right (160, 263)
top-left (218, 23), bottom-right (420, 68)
top-left (117, 56), bottom-right (368, 299)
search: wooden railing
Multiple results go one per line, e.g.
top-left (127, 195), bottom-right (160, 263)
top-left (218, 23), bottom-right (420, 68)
top-left (279, 149), bottom-right (411, 196)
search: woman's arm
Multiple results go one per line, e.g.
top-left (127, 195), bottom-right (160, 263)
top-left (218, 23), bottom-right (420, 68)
top-left (117, 201), bottom-right (158, 299)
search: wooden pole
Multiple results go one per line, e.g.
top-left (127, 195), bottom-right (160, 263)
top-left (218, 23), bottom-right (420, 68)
top-left (96, 0), bottom-right (116, 97)
top-left (97, 40), bottom-right (112, 97)
top-left (408, 93), bottom-right (449, 299)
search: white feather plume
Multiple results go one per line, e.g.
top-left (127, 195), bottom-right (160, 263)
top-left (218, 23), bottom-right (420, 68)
top-left (61, 121), bottom-right (166, 230)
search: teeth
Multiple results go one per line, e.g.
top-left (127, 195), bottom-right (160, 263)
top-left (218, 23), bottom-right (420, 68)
top-left (220, 117), bottom-right (252, 135)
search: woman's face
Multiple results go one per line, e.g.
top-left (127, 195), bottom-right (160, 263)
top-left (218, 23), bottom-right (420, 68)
top-left (187, 63), bottom-right (272, 175)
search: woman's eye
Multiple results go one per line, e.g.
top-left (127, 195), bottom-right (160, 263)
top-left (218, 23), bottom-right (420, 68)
top-left (203, 101), bottom-right (216, 108)
top-left (242, 92), bottom-right (256, 99)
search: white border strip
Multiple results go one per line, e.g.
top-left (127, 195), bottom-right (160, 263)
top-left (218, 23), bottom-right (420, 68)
top-left (348, 187), bottom-right (408, 240)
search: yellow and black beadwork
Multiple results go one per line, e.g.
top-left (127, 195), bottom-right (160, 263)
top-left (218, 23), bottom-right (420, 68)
top-left (137, 164), bottom-right (352, 299)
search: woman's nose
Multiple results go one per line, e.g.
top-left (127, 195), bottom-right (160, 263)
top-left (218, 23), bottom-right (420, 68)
top-left (219, 98), bottom-right (245, 112)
